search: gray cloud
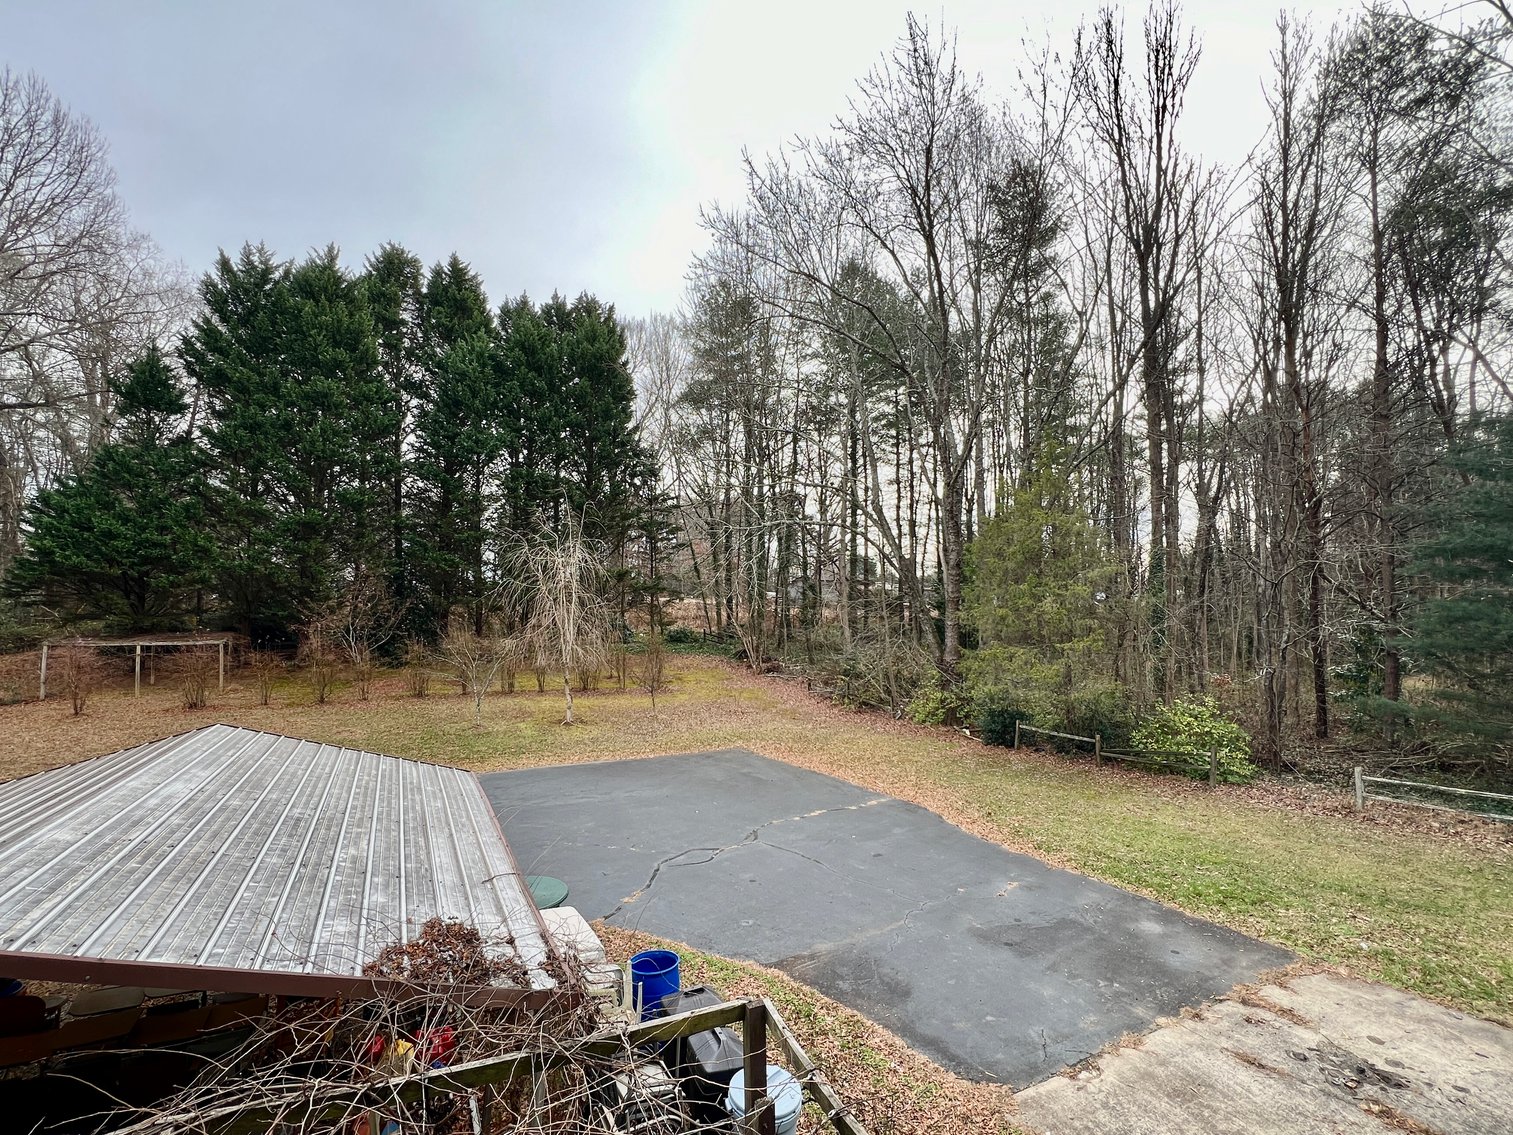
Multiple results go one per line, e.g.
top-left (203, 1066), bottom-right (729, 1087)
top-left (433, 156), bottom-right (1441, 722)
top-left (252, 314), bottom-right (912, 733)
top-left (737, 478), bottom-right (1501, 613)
top-left (2, 0), bottom-right (1356, 316)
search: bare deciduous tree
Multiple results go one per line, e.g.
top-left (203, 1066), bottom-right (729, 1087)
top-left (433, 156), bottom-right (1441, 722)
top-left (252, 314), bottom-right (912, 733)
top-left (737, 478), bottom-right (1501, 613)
top-left (328, 569), bottom-right (405, 700)
top-left (0, 69), bottom-right (191, 574)
top-left (504, 514), bottom-right (613, 725)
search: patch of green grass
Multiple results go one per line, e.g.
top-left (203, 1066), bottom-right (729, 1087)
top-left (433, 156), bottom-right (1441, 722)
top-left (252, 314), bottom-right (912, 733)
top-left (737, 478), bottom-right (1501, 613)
top-left (920, 754), bottom-right (1510, 1017)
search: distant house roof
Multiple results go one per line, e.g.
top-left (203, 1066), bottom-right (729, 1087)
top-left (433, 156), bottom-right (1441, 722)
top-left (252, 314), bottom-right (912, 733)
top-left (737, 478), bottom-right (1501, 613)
top-left (0, 724), bottom-right (554, 1001)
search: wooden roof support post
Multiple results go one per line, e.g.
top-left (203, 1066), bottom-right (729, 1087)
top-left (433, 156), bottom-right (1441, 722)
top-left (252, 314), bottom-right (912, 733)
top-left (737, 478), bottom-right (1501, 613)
top-left (218, 641), bottom-right (225, 692)
top-left (134, 644), bottom-right (142, 697)
top-left (38, 642), bottom-right (48, 701)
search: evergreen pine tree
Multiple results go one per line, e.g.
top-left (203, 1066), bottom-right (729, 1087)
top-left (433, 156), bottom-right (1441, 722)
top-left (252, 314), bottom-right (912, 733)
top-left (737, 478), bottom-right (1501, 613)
top-left (359, 243), bottom-right (426, 623)
top-left (180, 244), bottom-right (291, 635)
top-left (557, 294), bottom-right (649, 533)
top-left (409, 255), bottom-right (509, 631)
top-left (1412, 416), bottom-right (1513, 745)
top-left (183, 244), bottom-right (389, 636)
top-left (499, 296), bottom-right (564, 535)
top-left (8, 347), bottom-right (216, 629)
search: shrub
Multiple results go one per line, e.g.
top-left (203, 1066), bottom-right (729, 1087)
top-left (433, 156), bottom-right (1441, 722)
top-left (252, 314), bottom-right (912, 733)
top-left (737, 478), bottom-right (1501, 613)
top-left (404, 641), bottom-right (432, 698)
top-left (298, 633), bottom-right (340, 705)
top-left (351, 644), bottom-right (378, 700)
top-left (0, 651), bottom-right (35, 705)
top-left (859, 637), bottom-right (935, 716)
top-left (1061, 682), bottom-right (1137, 751)
top-left (963, 647), bottom-right (1134, 752)
top-left (248, 648), bottom-right (283, 706)
top-left (54, 643), bottom-right (104, 716)
top-left (177, 649), bottom-right (215, 710)
top-left (664, 625), bottom-right (699, 646)
top-left (904, 672), bottom-right (961, 726)
top-left (972, 686), bottom-right (1050, 747)
top-left (1132, 695), bottom-right (1258, 783)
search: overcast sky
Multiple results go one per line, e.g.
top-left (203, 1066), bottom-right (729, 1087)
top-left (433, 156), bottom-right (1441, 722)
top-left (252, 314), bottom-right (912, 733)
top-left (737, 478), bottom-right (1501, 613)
top-left (3, 0), bottom-right (1365, 318)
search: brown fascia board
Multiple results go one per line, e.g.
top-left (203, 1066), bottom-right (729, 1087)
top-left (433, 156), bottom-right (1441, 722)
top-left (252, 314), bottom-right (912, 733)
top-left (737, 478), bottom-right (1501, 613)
top-left (0, 949), bottom-right (561, 1011)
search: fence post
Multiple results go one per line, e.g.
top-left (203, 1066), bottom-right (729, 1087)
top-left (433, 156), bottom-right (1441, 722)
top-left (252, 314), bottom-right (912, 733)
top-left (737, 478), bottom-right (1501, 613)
top-left (742, 999), bottom-right (774, 1135)
top-left (1353, 766), bottom-right (1365, 812)
top-left (1013, 720), bottom-right (1020, 750)
top-left (1095, 734), bottom-right (1102, 768)
top-left (1208, 746), bottom-right (1219, 788)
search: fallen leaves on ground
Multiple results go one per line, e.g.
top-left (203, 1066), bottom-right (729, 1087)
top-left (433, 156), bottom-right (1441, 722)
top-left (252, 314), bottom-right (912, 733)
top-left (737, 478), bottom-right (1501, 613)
top-left (597, 923), bottom-right (1022, 1135)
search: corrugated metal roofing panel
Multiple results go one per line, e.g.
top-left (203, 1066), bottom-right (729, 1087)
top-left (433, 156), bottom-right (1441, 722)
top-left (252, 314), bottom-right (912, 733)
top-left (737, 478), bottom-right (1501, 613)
top-left (0, 724), bottom-right (554, 993)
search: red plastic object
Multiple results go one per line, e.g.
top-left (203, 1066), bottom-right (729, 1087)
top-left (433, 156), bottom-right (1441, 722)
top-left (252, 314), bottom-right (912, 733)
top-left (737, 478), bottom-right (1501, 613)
top-left (416, 1024), bottom-right (455, 1067)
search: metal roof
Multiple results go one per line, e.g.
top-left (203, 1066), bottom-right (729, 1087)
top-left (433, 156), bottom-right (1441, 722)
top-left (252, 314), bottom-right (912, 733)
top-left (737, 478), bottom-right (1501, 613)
top-left (0, 724), bottom-right (555, 999)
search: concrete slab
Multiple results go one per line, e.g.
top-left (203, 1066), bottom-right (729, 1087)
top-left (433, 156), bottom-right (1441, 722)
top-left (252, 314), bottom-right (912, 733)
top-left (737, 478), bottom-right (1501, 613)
top-left (1014, 973), bottom-right (1513, 1135)
top-left (482, 749), bottom-right (1292, 1086)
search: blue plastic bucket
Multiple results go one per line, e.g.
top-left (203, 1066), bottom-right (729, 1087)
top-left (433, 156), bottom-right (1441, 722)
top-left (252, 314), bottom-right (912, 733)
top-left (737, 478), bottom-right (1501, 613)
top-left (726, 1065), bottom-right (803, 1135)
top-left (629, 949), bottom-right (680, 1020)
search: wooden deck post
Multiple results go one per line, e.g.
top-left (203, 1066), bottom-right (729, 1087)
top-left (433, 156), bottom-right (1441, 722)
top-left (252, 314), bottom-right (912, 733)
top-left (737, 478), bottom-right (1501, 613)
top-left (742, 999), bottom-right (774, 1135)
top-left (134, 644), bottom-right (142, 697)
top-left (38, 641), bottom-right (48, 701)
top-left (1353, 766), bottom-right (1365, 811)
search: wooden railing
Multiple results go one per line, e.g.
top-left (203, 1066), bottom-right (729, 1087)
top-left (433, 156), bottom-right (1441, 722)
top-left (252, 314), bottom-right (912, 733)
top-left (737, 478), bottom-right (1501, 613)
top-left (115, 997), bottom-right (867, 1135)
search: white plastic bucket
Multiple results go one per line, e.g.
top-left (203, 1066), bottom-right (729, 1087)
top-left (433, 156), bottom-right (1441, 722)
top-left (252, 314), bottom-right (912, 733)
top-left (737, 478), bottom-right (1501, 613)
top-left (725, 1064), bottom-right (803, 1135)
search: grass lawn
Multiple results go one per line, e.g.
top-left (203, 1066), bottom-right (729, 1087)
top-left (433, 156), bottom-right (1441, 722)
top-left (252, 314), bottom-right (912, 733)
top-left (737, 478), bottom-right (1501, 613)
top-left (1, 651), bottom-right (1507, 1130)
top-left (3, 654), bottom-right (1508, 1019)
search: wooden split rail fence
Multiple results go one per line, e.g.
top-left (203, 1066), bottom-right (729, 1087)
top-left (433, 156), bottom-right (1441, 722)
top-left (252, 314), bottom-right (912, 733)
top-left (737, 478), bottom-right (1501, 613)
top-left (1352, 768), bottom-right (1513, 824)
top-left (1012, 722), bottom-right (1223, 786)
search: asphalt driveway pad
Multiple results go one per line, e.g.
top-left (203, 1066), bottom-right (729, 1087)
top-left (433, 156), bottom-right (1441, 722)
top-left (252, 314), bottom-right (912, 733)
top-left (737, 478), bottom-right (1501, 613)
top-left (482, 749), bottom-right (1293, 1086)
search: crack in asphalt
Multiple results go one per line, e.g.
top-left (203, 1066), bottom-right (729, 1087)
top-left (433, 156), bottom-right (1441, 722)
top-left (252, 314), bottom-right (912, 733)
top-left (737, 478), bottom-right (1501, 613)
top-left (602, 796), bottom-right (890, 923)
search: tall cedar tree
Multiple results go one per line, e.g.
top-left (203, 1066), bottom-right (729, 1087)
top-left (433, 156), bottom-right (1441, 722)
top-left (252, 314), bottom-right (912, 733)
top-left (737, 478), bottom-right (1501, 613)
top-left (358, 244), bottom-right (427, 625)
top-left (966, 450), bottom-right (1118, 680)
top-left (408, 255), bottom-right (508, 632)
top-left (8, 346), bottom-right (216, 628)
top-left (182, 244), bottom-right (392, 636)
top-left (551, 293), bottom-right (653, 536)
top-left (1411, 416), bottom-right (1513, 746)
